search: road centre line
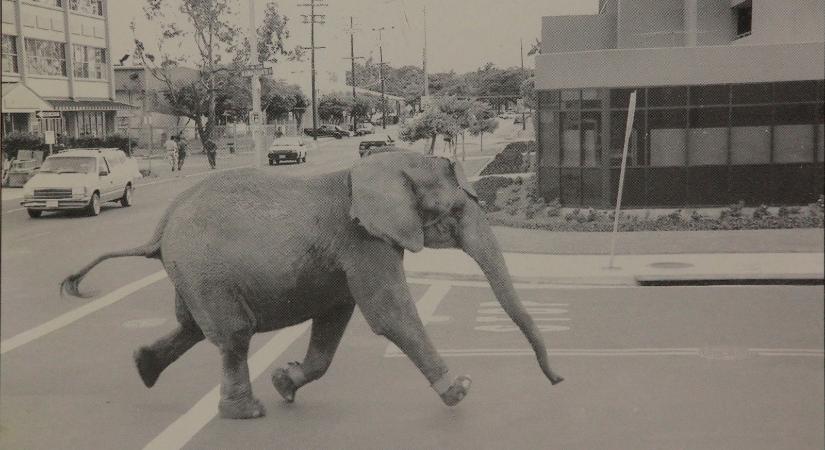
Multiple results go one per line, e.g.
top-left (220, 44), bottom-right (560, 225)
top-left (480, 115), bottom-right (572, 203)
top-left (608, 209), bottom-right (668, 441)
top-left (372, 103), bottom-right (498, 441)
top-left (385, 282), bottom-right (452, 357)
top-left (142, 324), bottom-right (310, 450)
top-left (1, 270), bottom-right (168, 354)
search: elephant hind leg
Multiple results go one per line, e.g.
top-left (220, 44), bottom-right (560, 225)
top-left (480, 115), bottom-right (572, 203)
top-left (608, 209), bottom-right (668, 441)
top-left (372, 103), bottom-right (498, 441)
top-left (134, 293), bottom-right (205, 388)
top-left (217, 331), bottom-right (266, 419)
top-left (273, 302), bottom-right (355, 403)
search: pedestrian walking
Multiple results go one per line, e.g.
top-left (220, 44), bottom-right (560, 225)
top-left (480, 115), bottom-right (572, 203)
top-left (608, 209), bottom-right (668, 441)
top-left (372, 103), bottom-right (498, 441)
top-left (175, 135), bottom-right (188, 171)
top-left (204, 140), bottom-right (217, 169)
top-left (164, 134), bottom-right (179, 173)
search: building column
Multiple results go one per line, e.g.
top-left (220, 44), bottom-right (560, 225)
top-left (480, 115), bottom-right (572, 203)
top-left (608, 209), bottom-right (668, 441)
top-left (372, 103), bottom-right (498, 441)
top-left (103, 0), bottom-right (115, 101)
top-left (63, 0), bottom-right (76, 100)
top-left (683, 0), bottom-right (698, 47)
top-left (14, 0), bottom-right (27, 83)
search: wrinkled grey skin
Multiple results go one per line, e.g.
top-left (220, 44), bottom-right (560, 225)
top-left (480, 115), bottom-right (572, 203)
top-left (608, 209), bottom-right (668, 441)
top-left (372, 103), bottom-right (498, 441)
top-left (60, 151), bottom-right (562, 419)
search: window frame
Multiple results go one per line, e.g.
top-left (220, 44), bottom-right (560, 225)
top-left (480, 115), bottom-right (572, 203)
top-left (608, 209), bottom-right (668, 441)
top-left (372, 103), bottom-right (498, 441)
top-left (1, 34), bottom-right (18, 74)
top-left (24, 38), bottom-right (67, 77)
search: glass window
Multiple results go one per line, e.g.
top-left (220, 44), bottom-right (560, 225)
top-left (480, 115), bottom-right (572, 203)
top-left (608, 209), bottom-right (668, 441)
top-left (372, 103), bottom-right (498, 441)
top-left (73, 45), bottom-right (107, 79)
top-left (734, 1), bottom-right (752, 38)
top-left (688, 107), bottom-right (728, 165)
top-left (818, 103), bottom-right (824, 162)
top-left (689, 84), bottom-right (729, 106)
top-left (538, 110), bottom-right (560, 166)
top-left (1, 35), bottom-right (18, 73)
top-left (774, 80), bottom-right (818, 103)
top-left (730, 106), bottom-right (771, 164)
top-left (29, 0), bottom-right (62, 7)
top-left (774, 104), bottom-right (817, 163)
top-left (732, 83), bottom-right (772, 104)
top-left (560, 111), bottom-right (580, 167)
top-left (610, 88), bottom-right (645, 109)
top-left (648, 109), bottom-right (687, 166)
top-left (581, 111), bottom-right (601, 167)
top-left (560, 90), bottom-right (579, 110)
top-left (610, 110), bottom-right (645, 166)
top-left (70, 0), bottom-right (103, 16)
top-left (25, 38), bottom-right (66, 76)
top-left (648, 86), bottom-right (687, 107)
top-left (538, 91), bottom-right (559, 109)
top-left (581, 89), bottom-right (602, 109)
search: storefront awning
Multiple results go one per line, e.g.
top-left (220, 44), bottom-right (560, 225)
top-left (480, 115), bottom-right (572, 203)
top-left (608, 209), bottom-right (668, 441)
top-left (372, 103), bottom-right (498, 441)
top-left (1, 82), bottom-right (54, 113)
top-left (46, 99), bottom-right (137, 112)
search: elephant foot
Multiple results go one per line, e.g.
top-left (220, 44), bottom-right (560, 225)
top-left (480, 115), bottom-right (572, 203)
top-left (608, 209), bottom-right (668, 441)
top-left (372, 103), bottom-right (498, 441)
top-left (134, 347), bottom-right (161, 388)
top-left (272, 362), bottom-right (305, 403)
top-left (218, 397), bottom-right (267, 419)
top-left (433, 374), bottom-right (472, 407)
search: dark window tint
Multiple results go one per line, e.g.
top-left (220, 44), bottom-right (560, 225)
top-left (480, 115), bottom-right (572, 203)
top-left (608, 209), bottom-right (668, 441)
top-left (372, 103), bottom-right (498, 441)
top-left (560, 90), bottom-right (580, 109)
top-left (610, 88), bottom-right (645, 109)
top-left (734, 1), bottom-right (752, 37)
top-left (689, 84), bottom-right (729, 105)
top-left (774, 104), bottom-right (817, 125)
top-left (774, 80), bottom-right (818, 103)
top-left (648, 108), bottom-right (687, 129)
top-left (689, 107), bottom-right (729, 128)
top-left (648, 86), bottom-right (687, 106)
top-left (731, 106), bottom-right (772, 127)
top-left (817, 80), bottom-right (824, 101)
top-left (538, 91), bottom-right (560, 108)
top-left (581, 89), bottom-right (603, 109)
top-left (732, 83), bottom-right (772, 104)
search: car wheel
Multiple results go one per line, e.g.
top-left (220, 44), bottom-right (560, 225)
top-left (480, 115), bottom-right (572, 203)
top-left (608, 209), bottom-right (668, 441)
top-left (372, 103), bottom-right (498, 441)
top-left (86, 192), bottom-right (101, 217)
top-left (27, 209), bottom-right (42, 218)
top-left (120, 185), bottom-right (134, 207)
top-left (269, 158), bottom-right (275, 166)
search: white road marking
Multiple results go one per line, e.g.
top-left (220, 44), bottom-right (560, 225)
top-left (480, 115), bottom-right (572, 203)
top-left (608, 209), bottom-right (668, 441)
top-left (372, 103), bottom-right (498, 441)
top-left (0, 271), bottom-right (168, 354)
top-left (142, 323), bottom-right (310, 450)
top-left (386, 348), bottom-right (825, 358)
top-left (384, 283), bottom-right (452, 356)
top-left (405, 277), bottom-right (626, 290)
top-left (4, 207), bottom-right (25, 214)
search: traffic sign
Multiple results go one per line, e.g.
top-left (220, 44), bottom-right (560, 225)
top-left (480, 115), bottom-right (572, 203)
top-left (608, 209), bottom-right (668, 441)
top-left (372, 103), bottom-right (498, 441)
top-left (241, 65), bottom-right (272, 77)
top-left (36, 110), bottom-right (61, 119)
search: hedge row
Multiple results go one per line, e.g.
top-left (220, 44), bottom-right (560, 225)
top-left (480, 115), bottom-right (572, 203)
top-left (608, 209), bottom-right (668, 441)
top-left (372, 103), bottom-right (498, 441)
top-left (2, 131), bottom-right (138, 158)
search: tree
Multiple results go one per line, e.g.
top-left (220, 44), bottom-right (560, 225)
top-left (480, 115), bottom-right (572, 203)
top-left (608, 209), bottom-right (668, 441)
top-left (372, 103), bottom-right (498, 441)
top-left (318, 92), bottom-right (353, 124)
top-left (468, 102), bottom-right (498, 153)
top-left (133, 0), bottom-right (294, 145)
top-left (351, 95), bottom-right (376, 124)
top-left (399, 106), bottom-right (457, 155)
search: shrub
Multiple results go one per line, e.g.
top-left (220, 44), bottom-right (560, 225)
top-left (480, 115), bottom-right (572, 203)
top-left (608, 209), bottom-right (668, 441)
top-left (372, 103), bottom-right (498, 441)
top-left (752, 204), bottom-right (771, 220)
top-left (479, 141), bottom-right (536, 175)
top-left (720, 200), bottom-right (745, 220)
top-left (103, 133), bottom-right (139, 154)
top-left (2, 131), bottom-right (47, 158)
top-left (472, 176), bottom-right (515, 211)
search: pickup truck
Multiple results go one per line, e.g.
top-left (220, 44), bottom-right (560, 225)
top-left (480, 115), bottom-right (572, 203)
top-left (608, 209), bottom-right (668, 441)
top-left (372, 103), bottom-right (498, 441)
top-left (358, 136), bottom-right (395, 157)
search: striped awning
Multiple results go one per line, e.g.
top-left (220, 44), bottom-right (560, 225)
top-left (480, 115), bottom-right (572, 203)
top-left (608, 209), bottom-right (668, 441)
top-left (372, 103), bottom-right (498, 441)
top-left (45, 99), bottom-right (137, 112)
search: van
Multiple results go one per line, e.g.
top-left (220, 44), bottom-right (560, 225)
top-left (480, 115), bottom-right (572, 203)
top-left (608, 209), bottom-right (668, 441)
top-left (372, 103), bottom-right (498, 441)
top-left (20, 148), bottom-right (142, 218)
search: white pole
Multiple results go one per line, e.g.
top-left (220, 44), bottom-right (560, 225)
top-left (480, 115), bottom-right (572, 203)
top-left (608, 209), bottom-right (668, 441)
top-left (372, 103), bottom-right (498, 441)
top-left (607, 90), bottom-right (637, 269)
top-left (248, 0), bottom-right (262, 168)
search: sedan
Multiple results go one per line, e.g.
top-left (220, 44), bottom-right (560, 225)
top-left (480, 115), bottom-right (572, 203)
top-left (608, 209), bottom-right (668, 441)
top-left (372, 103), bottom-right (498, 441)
top-left (268, 138), bottom-right (307, 165)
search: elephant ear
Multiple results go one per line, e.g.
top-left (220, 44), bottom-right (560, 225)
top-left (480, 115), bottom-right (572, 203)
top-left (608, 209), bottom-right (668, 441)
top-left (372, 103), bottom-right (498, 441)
top-left (350, 153), bottom-right (425, 252)
top-left (450, 160), bottom-right (478, 202)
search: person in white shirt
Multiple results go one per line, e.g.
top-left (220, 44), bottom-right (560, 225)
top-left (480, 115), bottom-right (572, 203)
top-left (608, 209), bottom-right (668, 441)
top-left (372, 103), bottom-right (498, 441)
top-left (164, 134), bottom-right (179, 172)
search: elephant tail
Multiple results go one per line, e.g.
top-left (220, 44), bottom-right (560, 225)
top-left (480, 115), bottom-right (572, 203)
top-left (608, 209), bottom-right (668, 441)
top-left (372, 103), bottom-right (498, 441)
top-left (60, 242), bottom-right (161, 298)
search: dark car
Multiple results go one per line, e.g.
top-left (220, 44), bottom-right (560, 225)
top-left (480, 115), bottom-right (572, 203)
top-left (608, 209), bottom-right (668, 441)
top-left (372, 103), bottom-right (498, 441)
top-left (358, 136), bottom-right (395, 157)
top-left (360, 145), bottom-right (403, 158)
top-left (303, 125), bottom-right (348, 139)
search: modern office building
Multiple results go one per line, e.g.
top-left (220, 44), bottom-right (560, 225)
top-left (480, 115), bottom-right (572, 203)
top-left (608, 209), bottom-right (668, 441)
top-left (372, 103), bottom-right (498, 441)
top-left (1, 0), bottom-right (131, 138)
top-left (534, 0), bottom-right (824, 207)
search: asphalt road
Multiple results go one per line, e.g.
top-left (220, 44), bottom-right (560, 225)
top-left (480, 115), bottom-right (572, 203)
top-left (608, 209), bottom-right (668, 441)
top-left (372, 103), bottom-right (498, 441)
top-left (1, 135), bottom-right (823, 449)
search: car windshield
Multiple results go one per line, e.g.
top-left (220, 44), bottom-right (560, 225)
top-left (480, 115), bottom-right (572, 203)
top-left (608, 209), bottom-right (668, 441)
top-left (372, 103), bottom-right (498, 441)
top-left (271, 139), bottom-right (303, 147)
top-left (39, 156), bottom-right (96, 174)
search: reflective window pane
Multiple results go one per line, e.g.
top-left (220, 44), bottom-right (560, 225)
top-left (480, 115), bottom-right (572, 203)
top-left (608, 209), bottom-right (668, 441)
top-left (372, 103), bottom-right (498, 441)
top-left (560, 90), bottom-right (579, 109)
top-left (581, 111), bottom-right (601, 167)
top-left (539, 110), bottom-right (560, 166)
top-left (648, 109), bottom-right (687, 166)
top-left (581, 89), bottom-right (602, 109)
top-left (774, 104), bottom-right (816, 163)
top-left (560, 111), bottom-right (580, 167)
top-left (774, 80), bottom-right (817, 103)
top-left (731, 107), bottom-right (771, 164)
top-left (688, 107), bottom-right (728, 165)
top-left (610, 110), bottom-right (645, 166)
top-left (610, 88), bottom-right (645, 109)
top-left (732, 83), bottom-right (772, 104)
top-left (648, 86), bottom-right (687, 106)
top-left (689, 84), bottom-right (729, 106)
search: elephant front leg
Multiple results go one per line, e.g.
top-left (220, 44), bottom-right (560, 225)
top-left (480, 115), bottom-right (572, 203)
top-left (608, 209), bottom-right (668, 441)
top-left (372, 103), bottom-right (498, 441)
top-left (217, 334), bottom-right (266, 419)
top-left (272, 302), bottom-right (355, 403)
top-left (343, 241), bottom-right (472, 407)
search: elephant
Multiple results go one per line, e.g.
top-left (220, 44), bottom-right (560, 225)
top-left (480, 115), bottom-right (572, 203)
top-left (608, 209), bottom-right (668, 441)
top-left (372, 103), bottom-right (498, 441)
top-left (60, 151), bottom-right (563, 420)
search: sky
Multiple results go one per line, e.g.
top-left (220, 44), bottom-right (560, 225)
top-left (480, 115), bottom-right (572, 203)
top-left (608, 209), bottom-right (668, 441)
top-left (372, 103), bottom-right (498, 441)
top-left (111, 0), bottom-right (598, 92)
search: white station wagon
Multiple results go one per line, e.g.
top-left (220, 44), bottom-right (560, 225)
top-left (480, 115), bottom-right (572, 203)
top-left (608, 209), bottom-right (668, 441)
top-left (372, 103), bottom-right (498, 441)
top-left (20, 148), bottom-right (142, 218)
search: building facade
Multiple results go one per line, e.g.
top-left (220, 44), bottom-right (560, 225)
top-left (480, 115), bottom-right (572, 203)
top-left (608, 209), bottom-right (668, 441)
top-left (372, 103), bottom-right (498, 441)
top-left (534, 0), bottom-right (824, 207)
top-left (1, 0), bottom-right (131, 139)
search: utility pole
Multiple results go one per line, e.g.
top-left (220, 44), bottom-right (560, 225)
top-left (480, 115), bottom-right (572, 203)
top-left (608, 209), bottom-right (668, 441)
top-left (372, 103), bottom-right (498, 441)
top-left (520, 37), bottom-right (526, 131)
top-left (344, 17), bottom-right (364, 133)
top-left (299, 0), bottom-right (327, 140)
top-left (372, 26), bottom-right (393, 129)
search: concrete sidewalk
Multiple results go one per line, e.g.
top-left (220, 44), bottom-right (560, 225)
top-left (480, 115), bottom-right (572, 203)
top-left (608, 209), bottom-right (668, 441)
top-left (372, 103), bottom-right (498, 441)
top-left (404, 249), bottom-right (824, 286)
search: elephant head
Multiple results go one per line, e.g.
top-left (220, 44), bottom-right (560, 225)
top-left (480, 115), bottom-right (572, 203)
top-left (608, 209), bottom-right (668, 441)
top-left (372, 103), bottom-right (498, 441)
top-left (348, 152), bottom-right (564, 385)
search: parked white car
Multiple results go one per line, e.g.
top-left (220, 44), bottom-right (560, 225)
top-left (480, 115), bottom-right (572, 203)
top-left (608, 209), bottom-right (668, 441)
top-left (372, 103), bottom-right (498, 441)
top-left (20, 148), bottom-right (142, 218)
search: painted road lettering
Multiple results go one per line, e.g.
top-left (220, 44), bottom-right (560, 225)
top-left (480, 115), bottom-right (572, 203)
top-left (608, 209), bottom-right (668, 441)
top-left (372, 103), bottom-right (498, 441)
top-left (475, 300), bottom-right (570, 332)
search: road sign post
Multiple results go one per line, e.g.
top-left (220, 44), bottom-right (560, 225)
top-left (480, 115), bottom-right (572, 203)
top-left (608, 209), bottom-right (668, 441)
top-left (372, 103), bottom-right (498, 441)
top-left (607, 91), bottom-right (637, 269)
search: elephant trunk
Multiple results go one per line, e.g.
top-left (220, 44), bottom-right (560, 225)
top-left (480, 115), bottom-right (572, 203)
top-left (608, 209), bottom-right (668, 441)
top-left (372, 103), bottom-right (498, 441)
top-left (460, 207), bottom-right (564, 385)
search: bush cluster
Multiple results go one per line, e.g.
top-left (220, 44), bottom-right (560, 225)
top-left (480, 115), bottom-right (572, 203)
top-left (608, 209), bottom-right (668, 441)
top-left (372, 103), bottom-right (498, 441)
top-left (2, 132), bottom-right (138, 158)
top-left (479, 141), bottom-right (537, 175)
top-left (472, 176), bottom-right (515, 211)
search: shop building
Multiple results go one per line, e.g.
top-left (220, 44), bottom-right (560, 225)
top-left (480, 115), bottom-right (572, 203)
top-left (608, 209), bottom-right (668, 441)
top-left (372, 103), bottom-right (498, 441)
top-left (534, 0), bottom-right (824, 207)
top-left (1, 0), bottom-right (131, 139)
